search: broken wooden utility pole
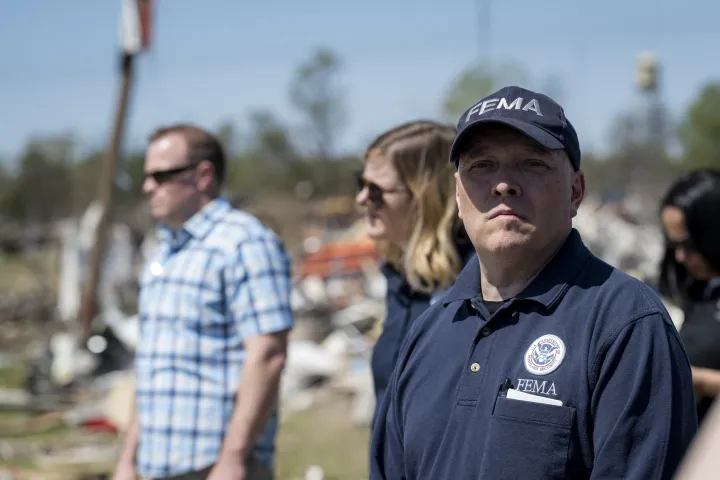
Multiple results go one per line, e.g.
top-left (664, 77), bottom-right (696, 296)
top-left (78, 0), bottom-right (153, 342)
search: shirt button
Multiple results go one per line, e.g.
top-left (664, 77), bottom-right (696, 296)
top-left (470, 362), bottom-right (481, 373)
top-left (150, 261), bottom-right (164, 276)
top-left (480, 327), bottom-right (492, 337)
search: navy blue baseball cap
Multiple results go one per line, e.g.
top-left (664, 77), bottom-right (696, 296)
top-left (449, 86), bottom-right (581, 171)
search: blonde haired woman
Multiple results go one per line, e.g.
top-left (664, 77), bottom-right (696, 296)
top-left (355, 120), bottom-right (475, 423)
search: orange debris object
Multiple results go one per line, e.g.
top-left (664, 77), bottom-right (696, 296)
top-left (297, 238), bottom-right (378, 279)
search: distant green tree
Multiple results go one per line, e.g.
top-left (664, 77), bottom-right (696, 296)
top-left (1, 136), bottom-right (75, 222)
top-left (0, 162), bottom-right (12, 206)
top-left (678, 82), bottom-right (720, 169)
top-left (442, 61), bottom-right (531, 121)
top-left (215, 120), bottom-right (238, 156)
top-left (224, 111), bottom-right (303, 195)
top-left (289, 47), bottom-right (347, 161)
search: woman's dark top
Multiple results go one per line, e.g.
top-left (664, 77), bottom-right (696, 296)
top-left (679, 279), bottom-right (720, 424)
top-left (370, 240), bottom-right (476, 425)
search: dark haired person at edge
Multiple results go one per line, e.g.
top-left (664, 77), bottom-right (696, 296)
top-left (354, 120), bottom-right (475, 424)
top-left (659, 169), bottom-right (720, 426)
top-left (369, 86), bottom-right (697, 480)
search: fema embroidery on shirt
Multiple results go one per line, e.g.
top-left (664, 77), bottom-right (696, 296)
top-left (515, 378), bottom-right (557, 396)
top-left (523, 334), bottom-right (566, 376)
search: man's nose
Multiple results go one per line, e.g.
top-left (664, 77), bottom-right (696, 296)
top-left (355, 186), bottom-right (369, 207)
top-left (492, 180), bottom-right (522, 197)
top-left (142, 176), bottom-right (157, 195)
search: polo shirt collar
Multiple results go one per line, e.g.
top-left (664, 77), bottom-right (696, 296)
top-left (442, 228), bottom-right (590, 309)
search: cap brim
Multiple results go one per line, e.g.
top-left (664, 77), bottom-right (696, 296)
top-left (450, 118), bottom-right (565, 165)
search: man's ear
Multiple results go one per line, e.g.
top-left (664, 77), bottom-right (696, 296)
top-left (570, 170), bottom-right (585, 217)
top-left (455, 171), bottom-right (463, 220)
top-left (196, 160), bottom-right (216, 194)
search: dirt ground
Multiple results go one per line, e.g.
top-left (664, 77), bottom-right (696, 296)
top-left (276, 396), bottom-right (371, 480)
top-left (0, 395), bottom-right (370, 480)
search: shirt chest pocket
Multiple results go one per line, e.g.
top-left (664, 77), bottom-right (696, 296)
top-left (478, 397), bottom-right (575, 479)
top-left (178, 285), bottom-right (231, 338)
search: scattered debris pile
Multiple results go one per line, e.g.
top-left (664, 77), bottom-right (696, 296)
top-left (0, 286), bottom-right (57, 352)
top-left (575, 194), bottom-right (665, 283)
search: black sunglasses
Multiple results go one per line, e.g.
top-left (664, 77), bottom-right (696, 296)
top-left (355, 170), bottom-right (407, 208)
top-left (145, 163), bottom-right (198, 184)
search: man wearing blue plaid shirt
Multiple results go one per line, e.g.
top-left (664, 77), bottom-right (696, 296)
top-left (112, 124), bottom-right (293, 480)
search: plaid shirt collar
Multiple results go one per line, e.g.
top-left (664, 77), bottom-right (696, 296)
top-left (156, 198), bottom-right (231, 248)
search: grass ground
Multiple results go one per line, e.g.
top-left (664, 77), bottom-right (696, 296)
top-left (276, 397), bottom-right (371, 480)
top-left (0, 376), bottom-right (371, 480)
top-left (0, 403), bottom-right (371, 480)
top-left (0, 365), bottom-right (26, 389)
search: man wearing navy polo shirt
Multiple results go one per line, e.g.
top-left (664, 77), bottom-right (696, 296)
top-left (369, 86), bottom-right (698, 479)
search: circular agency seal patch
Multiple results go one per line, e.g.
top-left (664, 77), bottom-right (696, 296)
top-left (524, 334), bottom-right (566, 376)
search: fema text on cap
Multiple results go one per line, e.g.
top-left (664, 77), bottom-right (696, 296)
top-left (465, 97), bottom-right (543, 122)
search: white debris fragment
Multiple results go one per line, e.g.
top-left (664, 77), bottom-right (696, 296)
top-left (305, 465), bottom-right (325, 480)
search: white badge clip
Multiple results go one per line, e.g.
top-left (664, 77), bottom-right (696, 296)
top-left (506, 388), bottom-right (563, 406)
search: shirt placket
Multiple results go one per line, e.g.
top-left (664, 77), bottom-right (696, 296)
top-left (455, 298), bottom-right (506, 406)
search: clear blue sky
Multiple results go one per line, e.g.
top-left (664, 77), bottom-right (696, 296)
top-left (1, 0), bottom-right (719, 167)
